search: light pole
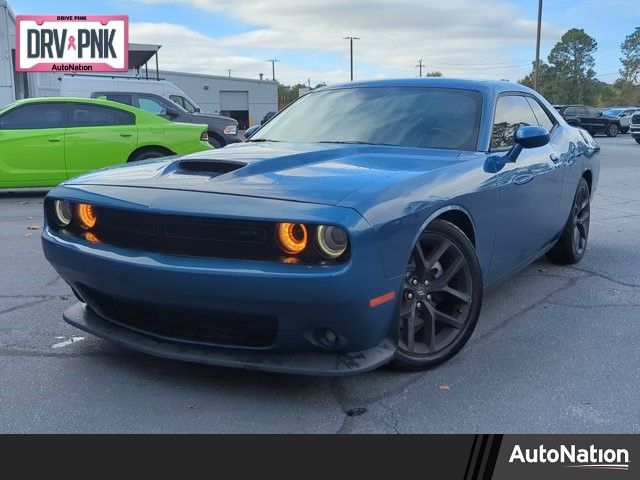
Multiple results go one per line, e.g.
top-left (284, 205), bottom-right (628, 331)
top-left (267, 59), bottom-right (279, 81)
top-left (534, 0), bottom-right (543, 90)
top-left (343, 36), bottom-right (359, 81)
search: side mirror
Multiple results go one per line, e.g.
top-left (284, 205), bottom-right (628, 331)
top-left (507, 126), bottom-right (550, 162)
top-left (244, 124), bottom-right (261, 139)
top-left (194, 107), bottom-right (201, 113)
top-left (165, 107), bottom-right (180, 118)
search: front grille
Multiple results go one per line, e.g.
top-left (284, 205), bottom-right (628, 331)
top-left (80, 286), bottom-right (278, 348)
top-left (92, 207), bottom-right (282, 261)
top-left (631, 113), bottom-right (640, 125)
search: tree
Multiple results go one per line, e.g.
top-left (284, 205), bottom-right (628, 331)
top-left (547, 28), bottom-right (598, 104)
top-left (424, 71), bottom-right (443, 77)
top-left (620, 27), bottom-right (640, 86)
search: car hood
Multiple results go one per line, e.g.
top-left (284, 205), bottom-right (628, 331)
top-left (66, 142), bottom-right (462, 206)
top-left (191, 112), bottom-right (237, 126)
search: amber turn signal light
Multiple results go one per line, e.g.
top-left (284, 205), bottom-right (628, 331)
top-left (77, 203), bottom-right (97, 229)
top-left (277, 222), bottom-right (308, 254)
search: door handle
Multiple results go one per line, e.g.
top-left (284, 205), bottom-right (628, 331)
top-left (119, 133), bottom-right (133, 137)
top-left (48, 137), bottom-right (61, 142)
top-left (550, 153), bottom-right (560, 163)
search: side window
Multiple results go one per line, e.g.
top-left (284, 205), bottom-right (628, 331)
top-left (526, 97), bottom-right (556, 132)
top-left (586, 107), bottom-right (599, 116)
top-left (102, 94), bottom-right (134, 106)
top-left (69, 104), bottom-right (134, 127)
top-left (564, 107), bottom-right (577, 116)
top-left (169, 95), bottom-right (185, 109)
top-left (0, 103), bottom-right (66, 129)
top-left (138, 96), bottom-right (168, 116)
top-left (182, 97), bottom-right (198, 113)
top-left (491, 95), bottom-right (539, 149)
top-left (577, 107), bottom-right (589, 116)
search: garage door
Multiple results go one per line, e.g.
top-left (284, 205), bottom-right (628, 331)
top-left (220, 91), bottom-right (249, 129)
top-left (220, 91), bottom-right (248, 111)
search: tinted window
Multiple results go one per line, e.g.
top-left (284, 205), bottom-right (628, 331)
top-left (100, 93), bottom-right (134, 106)
top-left (69, 104), bottom-right (134, 127)
top-left (0, 103), bottom-right (65, 129)
top-left (138, 95), bottom-right (170, 115)
top-left (586, 107), bottom-right (599, 116)
top-left (526, 97), bottom-right (555, 131)
top-left (491, 95), bottom-right (538, 149)
top-left (577, 107), bottom-right (589, 115)
top-left (564, 107), bottom-right (578, 116)
top-left (252, 87), bottom-right (483, 150)
top-left (182, 97), bottom-right (197, 113)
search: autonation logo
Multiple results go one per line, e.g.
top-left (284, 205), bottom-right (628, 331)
top-left (509, 444), bottom-right (630, 471)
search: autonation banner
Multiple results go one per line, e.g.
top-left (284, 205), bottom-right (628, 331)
top-left (15, 15), bottom-right (128, 72)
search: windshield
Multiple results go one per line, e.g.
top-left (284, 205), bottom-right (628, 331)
top-left (252, 86), bottom-right (483, 150)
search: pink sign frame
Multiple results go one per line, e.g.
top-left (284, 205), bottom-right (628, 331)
top-left (15, 15), bottom-right (129, 72)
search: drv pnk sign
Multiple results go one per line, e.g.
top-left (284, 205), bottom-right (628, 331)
top-left (16, 15), bottom-right (128, 72)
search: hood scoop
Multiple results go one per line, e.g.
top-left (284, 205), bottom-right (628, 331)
top-left (169, 159), bottom-right (247, 178)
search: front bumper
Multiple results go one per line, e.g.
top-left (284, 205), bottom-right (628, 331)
top-left (42, 186), bottom-right (403, 375)
top-left (64, 303), bottom-right (396, 375)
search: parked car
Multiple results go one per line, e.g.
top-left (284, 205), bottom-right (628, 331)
top-left (630, 112), bottom-right (640, 144)
top-left (42, 79), bottom-right (600, 375)
top-left (91, 92), bottom-right (241, 148)
top-left (555, 104), bottom-right (621, 136)
top-left (0, 97), bottom-right (211, 189)
top-left (602, 107), bottom-right (640, 133)
top-left (60, 75), bottom-right (202, 113)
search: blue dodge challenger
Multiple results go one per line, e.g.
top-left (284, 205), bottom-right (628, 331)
top-left (42, 78), bottom-right (600, 375)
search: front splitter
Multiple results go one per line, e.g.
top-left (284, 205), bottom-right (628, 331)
top-left (63, 302), bottom-right (397, 376)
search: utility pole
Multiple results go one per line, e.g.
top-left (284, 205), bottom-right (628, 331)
top-left (417, 59), bottom-right (423, 77)
top-left (227, 69), bottom-right (233, 78)
top-left (267, 59), bottom-right (279, 81)
top-left (534, 0), bottom-right (543, 90)
top-left (343, 36), bottom-right (360, 81)
top-left (308, 78), bottom-right (311, 88)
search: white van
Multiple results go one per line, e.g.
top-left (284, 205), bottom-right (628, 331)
top-left (59, 75), bottom-right (203, 113)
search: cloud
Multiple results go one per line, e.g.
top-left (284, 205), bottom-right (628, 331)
top-left (130, 0), bottom-right (565, 84)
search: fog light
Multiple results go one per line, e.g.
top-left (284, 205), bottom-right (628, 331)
top-left (200, 131), bottom-right (209, 142)
top-left (315, 328), bottom-right (339, 349)
top-left (53, 200), bottom-right (72, 227)
top-left (277, 222), bottom-right (308, 254)
top-left (77, 203), bottom-right (97, 229)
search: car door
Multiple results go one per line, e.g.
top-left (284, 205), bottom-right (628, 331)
top-left (0, 102), bottom-right (67, 187)
top-left (489, 94), bottom-right (566, 278)
top-left (585, 106), bottom-right (606, 133)
top-left (64, 103), bottom-right (138, 178)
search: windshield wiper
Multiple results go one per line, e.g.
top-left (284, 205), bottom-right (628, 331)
top-left (247, 138), bottom-right (280, 142)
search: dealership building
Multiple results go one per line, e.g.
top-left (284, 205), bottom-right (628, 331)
top-left (0, 0), bottom-right (277, 128)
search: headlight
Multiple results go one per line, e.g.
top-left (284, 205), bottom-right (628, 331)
top-left (224, 125), bottom-right (238, 135)
top-left (277, 222), bottom-right (308, 254)
top-left (53, 200), bottom-right (72, 227)
top-left (77, 203), bottom-right (97, 229)
top-left (315, 225), bottom-right (348, 259)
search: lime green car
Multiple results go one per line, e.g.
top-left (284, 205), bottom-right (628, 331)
top-left (0, 97), bottom-right (212, 188)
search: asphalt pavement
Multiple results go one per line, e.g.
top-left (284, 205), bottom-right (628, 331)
top-left (1, 135), bottom-right (638, 433)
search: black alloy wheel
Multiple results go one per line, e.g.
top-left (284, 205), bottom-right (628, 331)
top-left (547, 177), bottom-right (591, 264)
top-left (606, 123), bottom-right (619, 137)
top-left (393, 219), bottom-right (483, 370)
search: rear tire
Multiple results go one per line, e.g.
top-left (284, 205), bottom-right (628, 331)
top-left (392, 219), bottom-right (483, 370)
top-left (547, 177), bottom-right (590, 265)
top-left (129, 148), bottom-right (170, 162)
top-left (606, 123), bottom-right (619, 137)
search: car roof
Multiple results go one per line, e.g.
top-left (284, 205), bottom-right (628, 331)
top-left (319, 77), bottom-right (536, 95)
top-left (9, 96), bottom-right (138, 111)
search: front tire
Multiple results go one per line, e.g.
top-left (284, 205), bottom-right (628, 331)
top-left (129, 149), bottom-right (170, 162)
top-left (392, 219), bottom-right (483, 370)
top-left (547, 177), bottom-right (591, 265)
top-left (606, 123), bottom-right (619, 137)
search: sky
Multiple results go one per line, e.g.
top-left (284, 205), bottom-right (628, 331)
top-left (12, 0), bottom-right (640, 85)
